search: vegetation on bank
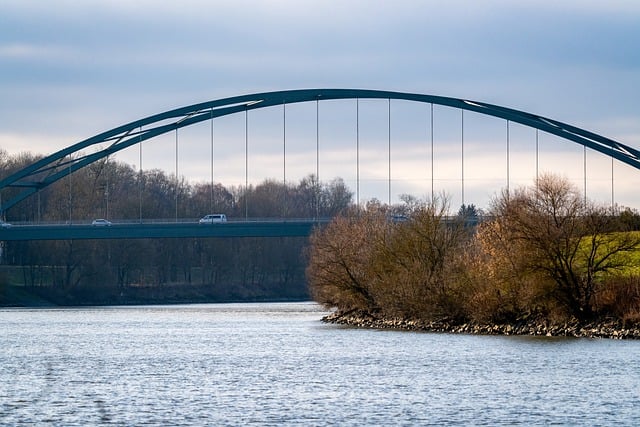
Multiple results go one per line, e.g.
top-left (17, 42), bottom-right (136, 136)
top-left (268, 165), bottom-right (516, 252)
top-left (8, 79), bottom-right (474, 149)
top-left (307, 174), bottom-right (640, 332)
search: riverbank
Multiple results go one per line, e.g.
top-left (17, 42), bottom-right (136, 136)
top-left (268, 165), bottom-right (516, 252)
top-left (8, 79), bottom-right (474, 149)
top-left (323, 309), bottom-right (640, 339)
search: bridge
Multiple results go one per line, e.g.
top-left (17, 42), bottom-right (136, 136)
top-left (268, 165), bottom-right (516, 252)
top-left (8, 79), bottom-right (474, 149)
top-left (0, 219), bottom-right (322, 241)
top-left (1, 88), bottom-right (639, 241)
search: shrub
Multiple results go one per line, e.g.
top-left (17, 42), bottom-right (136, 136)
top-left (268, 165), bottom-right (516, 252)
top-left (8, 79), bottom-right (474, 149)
top-left (596, 274), bottom-right (640, 325)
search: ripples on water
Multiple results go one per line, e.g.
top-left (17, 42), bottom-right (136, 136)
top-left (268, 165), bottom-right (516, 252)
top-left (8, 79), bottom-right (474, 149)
top-left (2, 302), bottom-right (640, 426)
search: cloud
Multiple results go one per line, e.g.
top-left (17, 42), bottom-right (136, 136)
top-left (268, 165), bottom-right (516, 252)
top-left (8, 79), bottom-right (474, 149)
top-left (1, 0), bottom-right (639, 209)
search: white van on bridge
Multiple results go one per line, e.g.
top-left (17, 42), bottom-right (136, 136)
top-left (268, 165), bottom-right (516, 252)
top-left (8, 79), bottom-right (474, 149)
top-left (198, 214), bottom-right (227, 224)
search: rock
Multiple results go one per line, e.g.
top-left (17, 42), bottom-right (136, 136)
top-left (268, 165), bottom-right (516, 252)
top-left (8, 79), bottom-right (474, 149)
top-left (321, 310), bottom-right (640, 339)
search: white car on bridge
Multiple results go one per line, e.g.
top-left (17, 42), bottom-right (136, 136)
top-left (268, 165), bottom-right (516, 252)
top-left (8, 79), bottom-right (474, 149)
top-left (199, 214), bottom-right (227, 224)
top-left (91, 219), bottom-right (112, 226)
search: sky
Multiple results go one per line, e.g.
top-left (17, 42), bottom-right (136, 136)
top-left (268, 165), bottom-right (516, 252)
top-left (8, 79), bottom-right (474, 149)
top-left (1, 0), bottom-right (640, 210)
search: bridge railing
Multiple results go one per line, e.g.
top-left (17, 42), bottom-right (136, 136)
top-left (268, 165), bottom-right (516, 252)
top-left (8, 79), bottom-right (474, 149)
top-left (5, 217), bottom-right (332, 227)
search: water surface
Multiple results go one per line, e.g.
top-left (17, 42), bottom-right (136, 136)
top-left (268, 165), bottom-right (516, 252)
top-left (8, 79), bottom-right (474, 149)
top-left (2, 303), bottom-right (639, 425)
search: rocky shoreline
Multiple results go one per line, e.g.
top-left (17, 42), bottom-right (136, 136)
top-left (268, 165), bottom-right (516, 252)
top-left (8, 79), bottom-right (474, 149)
top-left (322, 310), bottom-right (640, 339)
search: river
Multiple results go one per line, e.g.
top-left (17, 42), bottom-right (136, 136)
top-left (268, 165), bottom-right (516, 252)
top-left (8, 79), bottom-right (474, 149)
top-left (1, 302), bottom-right (639, 425)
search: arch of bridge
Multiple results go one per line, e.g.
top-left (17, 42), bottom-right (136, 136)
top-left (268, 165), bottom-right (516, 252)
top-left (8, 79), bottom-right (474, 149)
top-left (1, 88), bottom-right (638, 213)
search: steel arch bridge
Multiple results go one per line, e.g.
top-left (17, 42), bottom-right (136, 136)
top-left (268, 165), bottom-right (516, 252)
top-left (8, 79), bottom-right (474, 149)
top-left (1, 88), bottom-right (639, 215)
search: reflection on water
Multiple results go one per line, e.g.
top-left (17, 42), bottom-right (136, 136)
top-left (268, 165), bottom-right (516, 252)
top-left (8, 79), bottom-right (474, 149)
top-left (1, 302), bottom-right (639, 425)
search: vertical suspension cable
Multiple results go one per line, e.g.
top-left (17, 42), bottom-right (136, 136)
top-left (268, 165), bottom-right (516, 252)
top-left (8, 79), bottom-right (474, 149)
top-left (461, 109), bottom-right (464, 206)
top-left (611, 155), bottom-right (615, 210)
top-left (245, 108), bottom-right (249, 219)
top-left (175, 128), bottom-right (179, 222)
top-left (283, 100), bottom-right (286, 217)
top-left (139, 126), bottom-right (142, 222)
top-left (105, 156), bottom-right (109, 220)
top-left (283, 100), bottom-right (286, 187)
top-left (210, 108), bottom-right (214, 212)
top-left (388, 98), bottom-right (391, 205)
top-left (431, 103), bottom-right (434, 201)
top-left (584, 145), bottom-right (587, 206)
top-left (356, 98), bottom-right (360, 207)
top-left (316, 98), bottom-right (319, 219)
top-left (506, 120), bottom-right (510, 197)
top-left (316, 98), bottom-right (319, 180)
top-left (68, 161), bottom-right (71, 223)
top-left (535, 128), bottom-right (539, 185)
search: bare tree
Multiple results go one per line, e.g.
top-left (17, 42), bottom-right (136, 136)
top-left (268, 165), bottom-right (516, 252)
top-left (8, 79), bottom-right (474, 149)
top-left (307, 206), bottom-right (382, 312)
top-left (307, 195), bottom-right (471, 320)
top-left (368, 195), bottom-right (469, 320)
top-left (485, 173), bottom-right (640, 321)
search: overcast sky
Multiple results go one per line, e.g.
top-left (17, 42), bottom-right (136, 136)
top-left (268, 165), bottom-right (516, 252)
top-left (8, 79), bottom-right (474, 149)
top-left (1, 0), bottom-right (639, 209)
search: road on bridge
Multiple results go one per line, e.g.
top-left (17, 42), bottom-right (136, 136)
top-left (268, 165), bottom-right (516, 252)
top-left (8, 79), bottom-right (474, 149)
top-left (0, 219), bottom-right (326, 241)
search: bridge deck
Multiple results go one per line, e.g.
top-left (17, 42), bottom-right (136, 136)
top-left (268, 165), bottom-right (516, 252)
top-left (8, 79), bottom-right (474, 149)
top-left (0, 220), bottom-right (322, 241)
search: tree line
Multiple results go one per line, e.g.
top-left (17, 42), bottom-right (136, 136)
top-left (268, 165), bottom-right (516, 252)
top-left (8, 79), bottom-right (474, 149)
top-left (307, 174), bottom-right (640, 324)
top-left (5, 147), bottom-right (640, 318)
top-left (0, 149), bottom-right (352, 304)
